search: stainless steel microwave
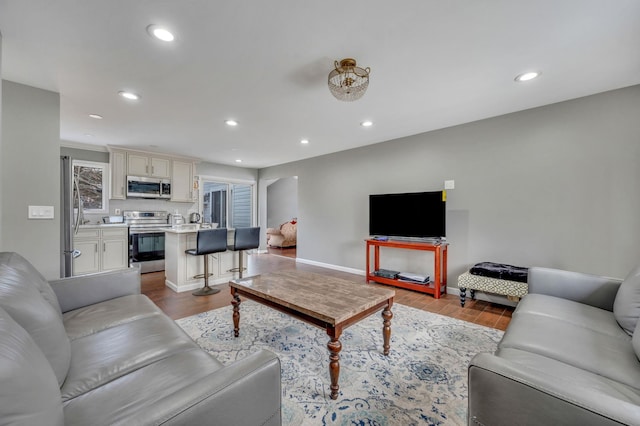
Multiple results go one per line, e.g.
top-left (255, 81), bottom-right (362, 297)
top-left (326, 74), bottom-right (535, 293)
top-left (126, 176), bottom-right (171, 199)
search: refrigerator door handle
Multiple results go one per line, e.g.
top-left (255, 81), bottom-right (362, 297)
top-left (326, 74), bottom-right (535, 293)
top-left (63, 249), bottom-right (82, 258)
top-left (73, 175), bottom-right (83, 234)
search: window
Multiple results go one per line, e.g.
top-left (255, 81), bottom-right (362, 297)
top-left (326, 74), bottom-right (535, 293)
top-left (73, 160), bottom-right (109, 214)
top-left (200, 178), bottom-right (254, 228)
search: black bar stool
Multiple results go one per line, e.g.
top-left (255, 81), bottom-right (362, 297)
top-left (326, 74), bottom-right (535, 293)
top-left (185, 228), bottom-right (228, 296)
top-left (227, 227), bottom-right (260, 279)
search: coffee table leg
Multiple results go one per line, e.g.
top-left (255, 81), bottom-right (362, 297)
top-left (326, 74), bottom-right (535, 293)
top-left (327, 328), bottom-right (342, 400)
top-left (231, 290), bottom-right (241, 337)
top-left (382, 300), bottom-right (393, 356)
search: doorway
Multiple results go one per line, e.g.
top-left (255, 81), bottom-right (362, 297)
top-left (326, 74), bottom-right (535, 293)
top-left (266, 176), bottom-right (298, 258)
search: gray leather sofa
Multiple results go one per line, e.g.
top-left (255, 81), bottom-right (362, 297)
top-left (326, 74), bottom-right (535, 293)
top-left (468, 265), bottom-right (640, 426)
top-left (0, 252), bottom-right (281, 425)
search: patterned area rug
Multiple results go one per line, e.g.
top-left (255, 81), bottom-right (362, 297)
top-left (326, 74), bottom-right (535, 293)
top-left (176, 301), bottom-right (503, 425)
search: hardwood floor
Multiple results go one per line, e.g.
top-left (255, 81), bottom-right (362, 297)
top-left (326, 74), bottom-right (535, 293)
top-left (141, 253), bottom-right (513, 331)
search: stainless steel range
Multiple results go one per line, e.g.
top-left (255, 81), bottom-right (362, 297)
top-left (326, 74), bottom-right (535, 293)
top-left (124, 210), bottom-right (171, 273)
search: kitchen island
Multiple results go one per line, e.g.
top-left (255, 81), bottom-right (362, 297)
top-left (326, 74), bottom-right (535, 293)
top-left (164, 225), bottom-right (245, 293)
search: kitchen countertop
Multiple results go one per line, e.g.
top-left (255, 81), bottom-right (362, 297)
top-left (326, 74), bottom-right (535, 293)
top-left (164, 224), bottom-right (227, 234)
top-left (79, 223), bottom-right (128, 228)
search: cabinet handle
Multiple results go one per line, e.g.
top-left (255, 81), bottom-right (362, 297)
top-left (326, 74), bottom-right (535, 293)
top-left (103, 242), bottom-right (106, 252)
top-left (152, 166), bottom-right (155, 174)
top-left (95, 245), bottom-right (98, 253)
top-left (146, 165), bottom-right (149, 174)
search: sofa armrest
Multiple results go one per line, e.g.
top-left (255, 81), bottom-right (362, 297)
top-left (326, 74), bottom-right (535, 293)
top-left (527, 267), bottom-right (622, 311)
top-left (130, 349), bottom-right (281, 426)
top-left (469, 353), bottom-right (640, 426)
top-left (48, 266), bottom-right (141, 313)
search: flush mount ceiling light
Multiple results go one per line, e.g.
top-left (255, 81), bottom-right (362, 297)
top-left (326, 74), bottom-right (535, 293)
top-left (235, 159), bottom-right (242, 163)
top-left (300, 139), bottom-right (309, 144)
top-left (328, 58), bottom-right (371, 102)
top-left (360, 120), bottom-right (373, 127)
top-left (88, 114), bottom-right (103, 119)
top-left (225, 119), bottom-right (238, 126)
top-left (119, 91), bottom-right (140, 100)
top-left (514, 71), bottom-right (541, 82)
top-left (147, 25), bottom-right (175, 42)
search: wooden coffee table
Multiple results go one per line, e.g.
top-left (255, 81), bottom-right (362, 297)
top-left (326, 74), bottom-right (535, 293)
top-left (229, 270), bottom-right (395, 400)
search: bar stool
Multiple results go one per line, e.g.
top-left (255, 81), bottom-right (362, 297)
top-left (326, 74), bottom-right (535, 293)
top-left (185, 228), bottom-right (228, 296)
top-left (227, 227), bottom-right (260, 279)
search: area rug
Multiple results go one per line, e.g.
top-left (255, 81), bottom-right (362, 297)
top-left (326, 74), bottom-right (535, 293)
top-left (176, 301), bottom-right (503, 425)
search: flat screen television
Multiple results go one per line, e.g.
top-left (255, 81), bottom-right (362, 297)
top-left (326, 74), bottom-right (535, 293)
top-left (369, 190), bottom-right (446, 239)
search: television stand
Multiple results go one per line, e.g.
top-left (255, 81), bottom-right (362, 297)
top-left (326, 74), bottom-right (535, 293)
top-left (365, 239), bottom-right (448, 298)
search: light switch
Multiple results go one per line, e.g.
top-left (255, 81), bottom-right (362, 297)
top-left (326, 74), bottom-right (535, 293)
top-left (444, 180), bottom-right (455, 190)
top-left (28, 205), bottom-right (55, 219)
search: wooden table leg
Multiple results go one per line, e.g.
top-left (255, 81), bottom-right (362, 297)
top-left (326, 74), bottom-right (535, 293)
top-left (231, 290), bottom-right (241, 337)
top-left (382, 299), bottom-right (393, 355)
top-left (327, 327), bottom-right (343, 400)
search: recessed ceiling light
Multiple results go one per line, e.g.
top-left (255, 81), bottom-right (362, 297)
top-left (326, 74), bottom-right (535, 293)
top-left (300, 139), bottom-right (309, 144)
top-left (88, 114), bottom-right (103, 119)
top-left (119, 91), bottom-right (140, 100)
top-left (361, 120), bottom-right (373, 127)
top-left (225, 119), bottom-right (238, 126)
top-left (146, 25), bottom-right (175, 42)
top-left (514, 71), bottom-right (541, 82)
top-left (235, 159), bottom-right (242, 163)
top-left (84, 133), bottom-right (93, 137)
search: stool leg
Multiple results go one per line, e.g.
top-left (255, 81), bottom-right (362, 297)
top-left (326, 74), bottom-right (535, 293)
top-left (470, 289), bottom-right (476, 300)
top-left (238, 250), bottom-right (244, 279)
top-left (193, 254), bottom-right (221, 296)
top-left (460, 287), bottom-right (466, 307)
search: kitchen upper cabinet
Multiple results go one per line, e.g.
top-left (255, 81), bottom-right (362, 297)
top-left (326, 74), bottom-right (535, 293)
top-left (171, 160), bottom-right (196, 202)
top-left (109, 149), bottom-right (127, 200)
top-left (127, 153), bottom-right (171, 178)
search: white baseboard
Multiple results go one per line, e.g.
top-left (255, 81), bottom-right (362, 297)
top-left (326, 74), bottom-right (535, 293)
top-left (295, 258), bottom-right (366, 276)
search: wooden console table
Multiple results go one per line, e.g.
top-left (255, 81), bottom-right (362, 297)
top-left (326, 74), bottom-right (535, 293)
top-left (365, 239), bottom-right (448, 298)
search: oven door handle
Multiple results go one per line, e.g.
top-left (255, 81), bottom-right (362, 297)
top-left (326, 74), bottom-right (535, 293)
top-left (129, 230), bottom-right (168, 235)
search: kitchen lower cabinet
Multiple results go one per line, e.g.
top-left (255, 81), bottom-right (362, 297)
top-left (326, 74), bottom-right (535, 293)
top-left (73, 226), bottom-right (129, 276)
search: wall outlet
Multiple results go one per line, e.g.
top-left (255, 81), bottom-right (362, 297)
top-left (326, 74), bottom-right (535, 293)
top-left (444, 180), bottom-right (455, 190)
top-left (28, 205), bottom-right (54, 219)
top-left (114, 208), bottom-right (121, 215)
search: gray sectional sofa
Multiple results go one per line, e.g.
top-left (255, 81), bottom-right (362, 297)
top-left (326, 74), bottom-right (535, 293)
top-left (0, 252), bottom-right (281, 425)
top-left (468, 265), bottom-right (640, 425)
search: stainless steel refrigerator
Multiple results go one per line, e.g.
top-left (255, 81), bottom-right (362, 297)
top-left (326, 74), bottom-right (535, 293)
top-left (60, 156), bottom-right (83, 277)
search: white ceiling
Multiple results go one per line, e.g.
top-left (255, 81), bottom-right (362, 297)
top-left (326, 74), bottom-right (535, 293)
top-left (1, 1), bottom-right (639, 168)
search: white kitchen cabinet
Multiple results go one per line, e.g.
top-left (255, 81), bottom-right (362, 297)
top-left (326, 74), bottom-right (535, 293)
top-left (109, 149), bottom-right (127, 200)
top-left (127, 153), bottom-right (171, 178)
top-left (164, 229), bottom-right (243, 292)
top-left (73, 226), bottom-right (129, 276)
top-left (171, 160), bottom-right (196, 202)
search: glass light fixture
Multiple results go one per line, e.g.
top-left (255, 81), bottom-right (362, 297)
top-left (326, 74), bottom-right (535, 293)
top-left (119, 91), bottom-right (140, 100)
top-left (515, 71), bottom-right (541, 82)
top-left (328, 58), bottom-right (371, 102)
top-left (147, 25), bottom-right (175, 42)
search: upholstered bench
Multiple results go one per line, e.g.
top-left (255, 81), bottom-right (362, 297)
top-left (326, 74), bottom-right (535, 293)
top-left (458, 262), bottom-right (529, 306)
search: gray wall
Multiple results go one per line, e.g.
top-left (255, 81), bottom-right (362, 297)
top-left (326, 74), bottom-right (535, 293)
top-left (259, 85), bottom-right (640, 282)
top-left (267, 177), bottom-right (298, 228)
top-left (1, 80), bottom-right (60, 278)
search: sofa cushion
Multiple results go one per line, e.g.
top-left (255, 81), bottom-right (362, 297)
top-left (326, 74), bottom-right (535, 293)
top-left (500, 307), bottom-right (640, 389)
top-left (0, 264), bottom-right (71, 387)
top-left (61, 314), bottom-right (202, 401)
top-left (0, 252), bottom-right (63, 318)
top-left (613, 265), bottom-right (640, 335)
top-left (515, 294), bottom-right (628, 338)
top-left (62, 348), bottom-right (223, 425)
top-left (0, 307), bottom-right (64, 426)
top-left (63, 294), bottom-right (164, 340)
